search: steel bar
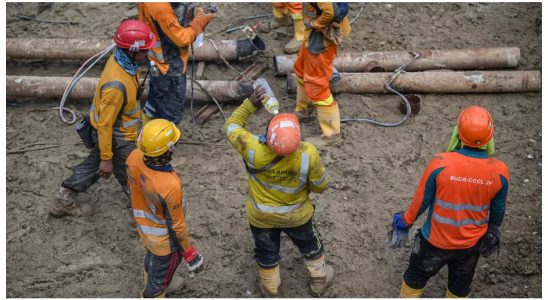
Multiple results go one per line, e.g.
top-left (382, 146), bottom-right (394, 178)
top-left (274, 47), bottom-right (521, 76)
top-left (286, 71), bottom-right (540, 94)
top-left (6, 76), bottom-right (254, 102)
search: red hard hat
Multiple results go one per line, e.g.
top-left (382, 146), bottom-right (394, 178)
top-left (114, 19), bottom-right (156, 52)
top-left (457, 106), bottom-right (494, 147)
top-left (267, 113), bottom-right (301, 156)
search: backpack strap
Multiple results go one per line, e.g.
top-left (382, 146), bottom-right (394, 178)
top-left (244, 155), bottom-right (284, 174)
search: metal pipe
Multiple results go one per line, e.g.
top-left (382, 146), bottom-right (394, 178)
top-left (286, 71), bottom-right (540, 94)
top-left (6, 76), bottom-right (253, 102)
top-left (6, 37), bottom-right (265, 61)
top-left (274, 47), bottom-right (521, 76)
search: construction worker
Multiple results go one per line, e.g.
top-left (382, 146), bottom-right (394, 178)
top-left (138, 3), bottom-right (215, 125)
top-left (293, 3), bottom-right (351, 146)
top-left (257, 3), bottom-right (305, 54)
top-left (388, 106), bottom-right (510, 298)
top-left (224, 86), bottom-right (333, 297)
top-left (127, 119), bottom-right (204, 298)
top-left (50, 20), bottom-right (155, 218)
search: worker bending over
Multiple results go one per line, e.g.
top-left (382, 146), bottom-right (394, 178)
top-left (127, 119), bottom-right (204, 298)
top-left (138, 2), bottom-right (215, 125)
top-left (258, 3), bottom-right (305, 54)
top-left (224, 86), bottom-right (333, 297)
top-left (293, 2), bottom-right (351, 146)
top-left (51, 20), bottom-right (155, 218)
top-left (389, 106), bottom-right (510, 298)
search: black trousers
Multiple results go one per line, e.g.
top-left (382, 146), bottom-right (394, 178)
top-left (249, 217), bottom-right (324, 268)
top-left (404, 232), bottom-right (481, 297)
top-left (143, 250), bottom-right (183, 298)
top-left (144, 74), bottom-right (186, 125)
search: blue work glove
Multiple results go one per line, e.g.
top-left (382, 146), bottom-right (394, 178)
top-left (387, 212), bottom-right (411, 248)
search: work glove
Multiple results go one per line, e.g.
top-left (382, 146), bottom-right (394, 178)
top-left (387, 212), bottom-right (411, 249)
top-left (183, 246), bottom-right (205, 273)
top-left (189, 7), bottom-right (216, 35)
top-left (249, 86), bottom-right (267, 108)
top-left (479, 224), bottom-right (502, 258)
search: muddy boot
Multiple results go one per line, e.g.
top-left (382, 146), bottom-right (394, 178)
top-left (399, 280), bottom-right (423, 298)
top-left (304, 256), bottom-right (334, 297)
top-left (295, 80), bottom-right (314, 123)
top-left (284, 37), bottom-right (302, 54)
top-left (258, 266), bottom-right (281, 297)
top-left (305, 134), bottom-right (343, 148)
top-left (257, 16), bottom-right (289, 33)
top-left (284, 18), bottom-right (305, 54)
top-left (165, 273), bottom-right (185, 296)
top-left (49, 186), bottom-right (92, 217)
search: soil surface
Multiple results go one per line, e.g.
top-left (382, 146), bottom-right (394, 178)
top-left (6, 2), bottom-right (541, 298)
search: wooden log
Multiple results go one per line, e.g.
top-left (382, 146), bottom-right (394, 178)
top-left (286, 71), bottom-right (541, 94)
top-left (6, 76), bottom-right (254, 102)
top-left (274, 47), bottom-right (521, 76)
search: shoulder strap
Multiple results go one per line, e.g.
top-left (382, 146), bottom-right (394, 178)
top-left (244, 155), bottom-right (284, 174)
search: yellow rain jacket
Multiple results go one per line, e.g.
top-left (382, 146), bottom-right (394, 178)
top-left (224, 99), bottom-right (329, 228)
top-left (89, 55), bottom-right (140, 160)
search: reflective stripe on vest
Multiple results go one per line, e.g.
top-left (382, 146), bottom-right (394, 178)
top-left (432, 212), bottom-right (488, 227)
top-left (309, 171), bottom-right (328, 187)
top-left (432, 198), bottom-right (489, 227)
top-left (226, 124), bottom-right (241, 136)
top-left (249, 195), bottom-right (304, 214)
top-left (133, 209), bottom-right (166, 225)
top-left (435, 198), bottom-right (490, 213)
top-left (247, 150), bottom-right (309, 194)
top-left (136, 224), bottom-right (168, 236)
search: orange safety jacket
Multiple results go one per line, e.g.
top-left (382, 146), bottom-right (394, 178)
top-left (89, 55), bottom-right (140, 160)
top-left (403, 147), bottom-right (510, 250)
top-left (126, 150), bottom-right (193, 256)
top-left (302, 2), bottom-right (351, 49)
top-left (138, 2), bottom-right (200, 75)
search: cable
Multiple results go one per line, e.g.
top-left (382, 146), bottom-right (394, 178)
top-left (350, 3), bottom-right (366, 24)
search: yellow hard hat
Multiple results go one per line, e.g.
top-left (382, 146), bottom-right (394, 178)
top-left (137, 119), bottom-right (181, 157)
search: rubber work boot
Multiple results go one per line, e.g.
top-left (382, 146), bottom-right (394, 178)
top-left (399, 280), bottom-right (424, 298)
top-left (258, 265), bottom-right (281, 297)
top-left (446, 289), bottom-right (468, 298)
top-left (304, 255), bottom-right (334, 297)
top-left (49, 186), bottom-right (92, 217)
top-left (294, 80), bottom-right (314, 123)
top-left (284, 18), bottom-right (305, 54)
top-left (258, 16), bottom-right (289, 33)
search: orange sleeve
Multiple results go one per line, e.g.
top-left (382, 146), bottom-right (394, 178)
top-left (163, 180), bottom-right (192, 251)
top-left (147, 3), bottom-right (198, 47)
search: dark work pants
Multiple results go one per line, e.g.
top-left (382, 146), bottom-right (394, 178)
top-left (144, 74), bottom-right (187, 125)
top-left (62, 134), bottom-right (135, 205)
top-left (403, 233), bottom-right (481, 297)
top-left (249, 217), bottom-right (324, 268)
top-left (143, 250), bottom-right (183, 298)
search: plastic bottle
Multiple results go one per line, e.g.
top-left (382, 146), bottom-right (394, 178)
top-left (253, 78), bottom-right (279, 115)
top-left (149, 61), bottom-right (160, 76)
top-left (193, 32), bottom-right (204, 48)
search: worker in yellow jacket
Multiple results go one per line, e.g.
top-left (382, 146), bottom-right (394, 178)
top-left (293, 3), bottom-right (351, 146)
top-left (257, 3), bottom-right (305, 54)
top-left (138, 2), bottom-right (215, 125)
top-left (224, 86), bottom-right (333, 297)
top-left (127, 119), bottom-right (204, 298)
top-left (50, 20), bottom-right (155, 218)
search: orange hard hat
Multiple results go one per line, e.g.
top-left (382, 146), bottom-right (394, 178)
top-left (114, 19), bottom-right (156, 52)
top-left (457, 106), bottom-right (494, 147)
top-left (267, 113), bottom-right (301, 156)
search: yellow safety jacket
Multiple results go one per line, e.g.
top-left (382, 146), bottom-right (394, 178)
top-left (224, 99), bottom-right (329, 228)
top-left (89, 55), bottom-right (140, 160)
top-left (303, 2), bottom-right (351, 49)
top-left (138, 2), bottom-right (199, 75)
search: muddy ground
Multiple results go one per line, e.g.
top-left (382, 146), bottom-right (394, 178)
top-left (5, 2), bottom-right (542, 298)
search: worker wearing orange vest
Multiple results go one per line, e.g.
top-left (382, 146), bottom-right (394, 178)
top-left (138, 3), bottom-right (215, 125)
top-left (50, 20), bottom-right (155, 218)
top-left (389, 106), bottom-right (510, 298)
top-left (224, 86), bottom-right (333, 297)
top-left (293, 3), bottom-right (351, 146)
top-left (257, 3), bottom-right (305, 54)
top-left (127, 119), bottom-right (204, 298)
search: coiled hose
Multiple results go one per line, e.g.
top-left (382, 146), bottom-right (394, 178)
top-left (57, 43), bottom-right (116, 124)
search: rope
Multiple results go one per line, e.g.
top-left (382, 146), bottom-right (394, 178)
top-left (350, 3), bottom-right (366, 24)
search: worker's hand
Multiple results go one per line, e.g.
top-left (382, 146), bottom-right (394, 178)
top-left (249, 86), bottom-right (267, 108)
top-left (189, 8), bottom-right (216, 34)
top-left (183, 246), bottom-right (205, 273)
top-left (387, 212), bottom-right (411, 249)
top-left (97, 159), bottom-right (113, 179)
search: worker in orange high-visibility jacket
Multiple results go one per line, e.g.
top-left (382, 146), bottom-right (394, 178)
top-left (293, 2), bottom-right (351, 146)
top-left (50, 20), bottom-right (155, 218)
top-left (138, 3), bottom-right (215, 125)
top-left (388, 106), bottom-right (510, 298)
top-left (127, 119), bottom-right (204, 298)
top-left (224, 86), bottom-right (332, 297)
top-left (257, 3), bottom-right (305, 54)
